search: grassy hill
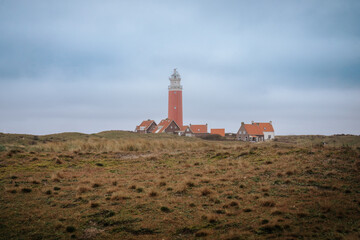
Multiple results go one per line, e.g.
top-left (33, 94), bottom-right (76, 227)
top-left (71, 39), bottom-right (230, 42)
top-left (0, 132), bottom-right (359, 239)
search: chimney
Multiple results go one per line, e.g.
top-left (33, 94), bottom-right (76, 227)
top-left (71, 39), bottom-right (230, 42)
top-left (251, 121), bottom-right (254, 124)
top-left (270, 121), bottom-right (272, 125)
top-left (241, 122), bottom-right (244, 125)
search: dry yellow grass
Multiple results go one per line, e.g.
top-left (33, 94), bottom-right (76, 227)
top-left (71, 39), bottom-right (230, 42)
top-left (0, 132), bottom-right (359, 239)
top-left (29, 137), bottom-right (213, 153)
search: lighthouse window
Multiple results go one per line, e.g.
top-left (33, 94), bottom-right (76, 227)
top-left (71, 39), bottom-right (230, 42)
top-left (174, 91), bottom-right (177, 94)
top-left (174, 107), bottom-right (176, 109)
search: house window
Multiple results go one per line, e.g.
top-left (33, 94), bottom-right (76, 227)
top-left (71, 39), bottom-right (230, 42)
top-left (268, 135), bottom-right (271, 139)
top-left (174, 106), bottom-right (176, 109)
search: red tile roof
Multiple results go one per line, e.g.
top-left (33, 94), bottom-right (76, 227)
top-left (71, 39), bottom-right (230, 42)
top-left (152, 118), bottom-right (179, 133)
top-left (258, 123), bottom-right (274, 132)
top-left (210, 128), bottom-right (225, 137)
top-left (244, 122), bottom-right (274, 135)
top-left (136, 120), bottom-right (155, 131)
top-left (243, 124), bottom-right (263, 135)
top-left (190, 124), bottom-right (207, 134)
top-left (179, 125), bottom-right (190, 132)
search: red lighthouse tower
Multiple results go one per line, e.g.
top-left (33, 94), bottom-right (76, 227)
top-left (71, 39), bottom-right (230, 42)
top-left (168, 68), bottom-right (183, 127)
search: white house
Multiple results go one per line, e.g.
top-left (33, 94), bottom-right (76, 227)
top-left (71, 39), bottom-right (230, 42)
top-left (236, 121), bottom-right (275, 142)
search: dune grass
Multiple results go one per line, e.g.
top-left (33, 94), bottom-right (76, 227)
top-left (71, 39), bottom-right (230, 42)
top-left (0, 132), bottom-right (359, 239)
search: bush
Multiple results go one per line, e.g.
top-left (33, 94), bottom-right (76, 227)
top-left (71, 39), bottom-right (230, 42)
top-left (90, 202), bottom-right (99, 208)
top-left (261, 219), bottom-right (269, 224)
top-left (0, 145), bottom-right (6, 152)
top-left (201, 188), bottom-right (211, 196)
top-left (195, 230), bottom-right (208, 237)
top-left (258, 224), bottom-right (283, 234)
top-left (149, 191), bottom-right (157, 197)
top-left (200, 134), bottom-right (223, 141)
top-left (160, 206), bottom-right (170, 213)
top-left (66, 226), bottom-right (76, 233)
top-left (21, 188), bottom-right (32, 193)
top-left (261, 200), bottom-right (276, 207)
top-left (6, 189), bottom-right (17, 194)
top-left (186, 181), bottom-right (195, 188)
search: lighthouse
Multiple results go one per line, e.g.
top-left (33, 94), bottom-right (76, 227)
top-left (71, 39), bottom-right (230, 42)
top-left (168, 68), bottom-right (183, 127)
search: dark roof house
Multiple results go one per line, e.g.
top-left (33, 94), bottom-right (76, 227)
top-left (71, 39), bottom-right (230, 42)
top-left (135, 120), bottom-right (157, 134)
top-left (152, 118), bottom-right (180, 134)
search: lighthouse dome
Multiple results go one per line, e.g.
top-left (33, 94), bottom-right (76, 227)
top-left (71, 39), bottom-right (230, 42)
top-left (170, 68), bottom-right (181, 79)
top-left (168, 68), bottom-right (182, 90)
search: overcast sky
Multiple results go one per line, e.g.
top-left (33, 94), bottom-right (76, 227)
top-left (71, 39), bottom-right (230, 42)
top-left (0, 0), bottom-right (359, 135)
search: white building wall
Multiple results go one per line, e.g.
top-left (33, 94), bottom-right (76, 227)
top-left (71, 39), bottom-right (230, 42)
top-left (263, 131), bottom-right (275, 140)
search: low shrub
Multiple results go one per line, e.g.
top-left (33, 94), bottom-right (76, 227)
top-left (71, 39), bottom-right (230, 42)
top-left (90, 202), bottom-right (99, 208)
top-left (0, 145), bottom-right (6, 152)
top-left (66, 226), bottom-right (76, 233)
top-left (21, 188), bottom-right (32, 193)
top-left (258, 224), bottom-right (283, 234)
top-left (261, 200), bottom-right (276, 207)
top-left (6, 188), bottom-right (17, 194)
top-left (149, 191), bottom-right (157, 197)
top-left (111, 193), bottom-right (130, 201)
top-left (195, 230), bottom-right (208, 237)
top-left (201, 188), bottom-right (211, 196)
top-left (200, 134), bottom-right (223, 141)
top-left (160, 206), bottom-right (171, 213)
top-left (261, 219), bottom-right (269, 224)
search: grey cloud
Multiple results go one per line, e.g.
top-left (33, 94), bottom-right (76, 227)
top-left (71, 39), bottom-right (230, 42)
top-left (0, 0), bottom-right (359, 134)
